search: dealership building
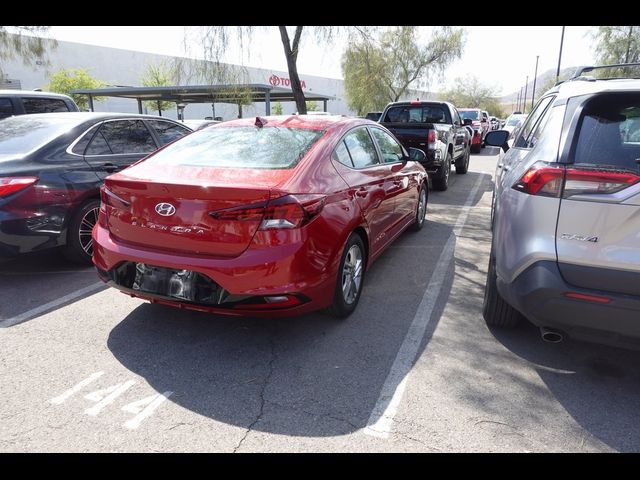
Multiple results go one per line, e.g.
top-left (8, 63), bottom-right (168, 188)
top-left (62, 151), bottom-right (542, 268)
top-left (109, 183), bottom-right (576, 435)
top-left (1, 37), bottom-right (432, 120)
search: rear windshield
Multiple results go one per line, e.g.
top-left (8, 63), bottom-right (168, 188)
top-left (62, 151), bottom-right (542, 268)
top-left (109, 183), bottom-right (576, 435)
top-left (144, 126), bottom-right (325, 169)
top-left (574, 93), bottom-right (640, 172)
top-left (506, 116), bottom-right (524, 126)
top-left (383, 104), bottom-right (451, 124)
top-left (0, 116), bottom-right (79, 155)
top-left (459, 110), bottom-right (480, 121)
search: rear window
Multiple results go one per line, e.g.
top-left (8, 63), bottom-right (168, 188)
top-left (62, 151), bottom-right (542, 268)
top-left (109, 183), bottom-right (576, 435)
top-left (144, 126), bottom-right (324, 169)
top-left (574, 93), bottom-right (640, 172)
top-left (459, 110), bottom-right (480, 121)
top-left (22, 97), bottom-right (70, 114)
top-left (383, 104), bottom-right (451, 124)
top-left (0, 116), bottom-right (79, 154)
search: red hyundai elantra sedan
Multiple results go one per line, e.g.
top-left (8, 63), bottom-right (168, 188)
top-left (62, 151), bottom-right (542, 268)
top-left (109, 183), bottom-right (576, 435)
top-left (93, 115), bottom-right (428, 317)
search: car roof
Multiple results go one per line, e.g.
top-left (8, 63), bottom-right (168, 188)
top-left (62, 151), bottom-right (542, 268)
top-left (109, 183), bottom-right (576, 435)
top-left (546, 77), bottom-right (640, 100)
top-left (216, 114), bottom-right (367, 131)
top-left (0, 89), bottom-right (74, 100)
top-left (2, 112), bottom-right (193, 131)
top-left (458, 107), bottom-right (481, 111)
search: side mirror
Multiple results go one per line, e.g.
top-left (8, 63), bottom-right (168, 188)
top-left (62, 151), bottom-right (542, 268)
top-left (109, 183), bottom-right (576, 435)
top-left (463, 118), bottom-right (473, 126)
top-left (484, 130), bottom-right (510, 152)
top-left (408, 147), bottom-right (426, 162)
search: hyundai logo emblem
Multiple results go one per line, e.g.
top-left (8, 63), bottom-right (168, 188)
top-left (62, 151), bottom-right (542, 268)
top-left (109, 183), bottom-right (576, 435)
top-left (155, 203), bottom-right (176, 216)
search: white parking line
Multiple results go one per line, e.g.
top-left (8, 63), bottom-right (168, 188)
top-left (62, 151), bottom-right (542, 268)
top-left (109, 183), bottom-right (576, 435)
top-left (0, 282), bottom-right (105, 328)
top-left (364, 172), bottom-right (486, 438)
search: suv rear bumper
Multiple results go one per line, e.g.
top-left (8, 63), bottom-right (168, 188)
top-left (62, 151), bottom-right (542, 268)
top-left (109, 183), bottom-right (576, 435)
top-left (497, 260), bottom-right (640, 346)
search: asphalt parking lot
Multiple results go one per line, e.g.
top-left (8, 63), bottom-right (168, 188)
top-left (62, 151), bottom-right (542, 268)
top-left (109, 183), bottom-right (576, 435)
top-left (2, 149), bottom-right (640, 452)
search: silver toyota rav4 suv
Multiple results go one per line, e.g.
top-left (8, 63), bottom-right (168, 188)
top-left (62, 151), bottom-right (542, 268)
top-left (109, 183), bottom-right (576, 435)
top-left (483, 64), bottom-right (640, 348)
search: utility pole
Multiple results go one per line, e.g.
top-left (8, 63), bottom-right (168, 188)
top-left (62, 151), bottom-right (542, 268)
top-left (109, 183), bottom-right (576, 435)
top-left (523, 76), bottom-right (529, 114)
top-left (531, 55), bottom-right (539, 109)
top-left (556, 26), bottom-right (566, 82)
top-left (517, 87), bottom-right (523, 112)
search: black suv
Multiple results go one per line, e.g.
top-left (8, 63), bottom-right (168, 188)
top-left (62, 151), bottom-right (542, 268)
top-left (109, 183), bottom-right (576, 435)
top-left (0, 90), bottom-right (79, 119)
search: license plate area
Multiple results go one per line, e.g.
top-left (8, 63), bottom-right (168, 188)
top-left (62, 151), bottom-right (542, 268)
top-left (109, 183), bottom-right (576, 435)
top-left (109, 262), bottom-right (227, 305)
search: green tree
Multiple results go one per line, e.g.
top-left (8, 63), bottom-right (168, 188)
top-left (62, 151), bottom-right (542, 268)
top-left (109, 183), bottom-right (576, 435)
top-left (272, 102), bottom-right (283, 115)
top-left (191, 26), bottom-right (339, 114)
top-left (591, 26), bottom-right (640, 77)
top-left (342, 26), bottom-right (465, 115)
top-left (0, 26), bottom-right (55, 77)
top-left (45, 68), bottom-right (106, 111)
top-left (141, 61), bottom-right (176, 116)
top-left (305, 100), bottom-right (318, 112)
top-left (440, 75), bottom-right (504, 116)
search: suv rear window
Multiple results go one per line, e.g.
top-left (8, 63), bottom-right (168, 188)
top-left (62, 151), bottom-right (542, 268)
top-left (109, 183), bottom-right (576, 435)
top-left (22, 97), bottom-right (70, 114)
top-left (144, 126), bottom-right (324, 169)
top-left (383, 105), bottom-right (451, 124)
top-left (574, 93), bottom-right (640, 172)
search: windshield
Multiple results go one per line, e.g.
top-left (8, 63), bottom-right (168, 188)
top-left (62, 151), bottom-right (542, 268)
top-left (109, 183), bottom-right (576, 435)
top-left (506, 116), bottom-right (523, 126)
top-left (0, 116), bottom-right (79, 155)
top-left (459, 110), bottom-right (480, 121)
top-left (144, 126), bottom-right (325, 169)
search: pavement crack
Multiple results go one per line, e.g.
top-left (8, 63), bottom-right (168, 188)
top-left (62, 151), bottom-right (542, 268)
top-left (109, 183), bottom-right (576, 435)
top-left (233, 330), bottom-right (277, 453)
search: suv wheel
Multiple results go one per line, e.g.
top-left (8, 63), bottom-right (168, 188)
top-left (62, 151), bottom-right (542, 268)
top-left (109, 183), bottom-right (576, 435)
top-left (432, 153), bottom-right (451, 191)
top-left (483, 253), bottom-right (523, 328)
top-left (455, 147), bottom-right (470, 174)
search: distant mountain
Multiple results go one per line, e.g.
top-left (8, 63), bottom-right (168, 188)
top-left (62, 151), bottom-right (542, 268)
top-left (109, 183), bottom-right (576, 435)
top-left (500, 67), bottom-right (576, 103)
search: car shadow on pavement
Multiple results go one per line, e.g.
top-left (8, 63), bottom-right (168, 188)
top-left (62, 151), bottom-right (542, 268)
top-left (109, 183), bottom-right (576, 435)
top-left (429, 170), bottom-right (494, 208)
top-left (106, 219), bottom-right (458, 437)
top-left (473, 146), bottom-right (501, 157)
top-left (0, 249), bottom-right (102, 322)
top-left (489, 324), bottom-right (640, 452)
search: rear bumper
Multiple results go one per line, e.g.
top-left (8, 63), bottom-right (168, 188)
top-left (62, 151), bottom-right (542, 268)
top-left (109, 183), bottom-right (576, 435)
top-left (416, 149), bottom-right (444, 175)
top-left (0, 208), bottom-right (68, 256)
top-left (92, 224), bottom-right (337, 317)
top-left (498, 261), bottom-right (640, 346)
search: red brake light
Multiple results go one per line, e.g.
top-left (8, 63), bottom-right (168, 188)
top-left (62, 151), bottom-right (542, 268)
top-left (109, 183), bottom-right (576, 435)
top-left (0, 177), bottom-right (38, 198)
top-left (260, 194), bottom-right (325, 230)
top-left (209, 194), bottom-right (325, 230)
top-left (427, 129), bottom-right (437, 144)
top-left (512, 162), bottom-right (564, 196)
top-left (563, 167), bottom-right (640, 198)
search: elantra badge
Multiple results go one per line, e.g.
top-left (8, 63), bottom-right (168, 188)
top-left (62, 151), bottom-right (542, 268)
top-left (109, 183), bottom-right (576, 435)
top-left (155, 203), bottom-right (176, 217)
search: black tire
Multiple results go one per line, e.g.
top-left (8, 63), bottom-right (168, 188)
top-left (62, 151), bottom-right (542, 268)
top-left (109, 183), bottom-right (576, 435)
top-left (63, 199), bottom-right (101, 265)
top-left (482, 253), bottom-right (523, 328)
top-left (326, 233), bottom-right (366, 318)
top-left (455, 147), bottom-right (470, 174)
top-left (471, 143), bottom-right (481, 154)
top-left (410, 183), bottom-right (427, 232)
top-left (432, 152), bottom-right (451, 191)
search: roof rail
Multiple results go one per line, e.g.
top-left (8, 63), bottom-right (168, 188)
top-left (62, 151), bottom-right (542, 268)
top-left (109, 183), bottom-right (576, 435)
top-left (570, 63), bottom-right (640, 80)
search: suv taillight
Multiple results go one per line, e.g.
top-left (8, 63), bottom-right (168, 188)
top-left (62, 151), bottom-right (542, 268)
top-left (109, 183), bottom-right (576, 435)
top-left (0, 177), bottom-right (38, 198)
top-left (427, 129), bottom-right (437, 148)
top-left (512, 162), bottom-right (640, 198)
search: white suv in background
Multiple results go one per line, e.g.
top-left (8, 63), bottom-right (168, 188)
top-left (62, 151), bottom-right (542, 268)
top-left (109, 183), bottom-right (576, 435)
top-left (483, 63), bottom-right (640, 348)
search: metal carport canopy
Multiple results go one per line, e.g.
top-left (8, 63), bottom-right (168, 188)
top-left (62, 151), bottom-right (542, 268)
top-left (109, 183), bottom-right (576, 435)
top-left (71, 83), bottom-right (335, 115)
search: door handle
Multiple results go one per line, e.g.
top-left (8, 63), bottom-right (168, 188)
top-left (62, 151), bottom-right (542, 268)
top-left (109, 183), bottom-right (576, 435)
top-left (497, 163), bottom-right (503, 169)
top-left (503, 165), bottom-right (511, 171)
top-left (102, 163), bottom-right (119, 173)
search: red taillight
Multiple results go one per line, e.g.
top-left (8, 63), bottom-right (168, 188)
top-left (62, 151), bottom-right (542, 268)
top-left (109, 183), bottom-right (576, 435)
top-left (0, 177), bottom-right (38, 198)
top-left (512, 162), bottom-right (564, 196)
top-left (564, 292), bottom-right (611, 304)
top-left (427, 129), bottom-right (437, 145)
top-left (513, 162), bottom-right (640, 198)
top-left (209, 194), bottom-right (325, 230)
top-left (563, 167), bottom-right (640, 198)
top-left (260, 194), bottom-right (325, 230)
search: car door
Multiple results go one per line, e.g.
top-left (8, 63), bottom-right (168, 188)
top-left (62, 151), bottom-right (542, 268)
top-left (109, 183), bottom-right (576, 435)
top-left (83, 119), bottom-right (158, 180)
top-left (369, 126), bottom-right (416, 229)
top-left (452, 108), bottom-right (467, 158)
top-left (331, 127), bottom-right (397, 257)
top-left (555, 92), bottom-right (640, 295)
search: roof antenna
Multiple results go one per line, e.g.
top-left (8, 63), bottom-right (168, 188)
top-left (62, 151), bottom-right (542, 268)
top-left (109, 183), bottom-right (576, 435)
top-left (255, 116), bottom-right (268, 128)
